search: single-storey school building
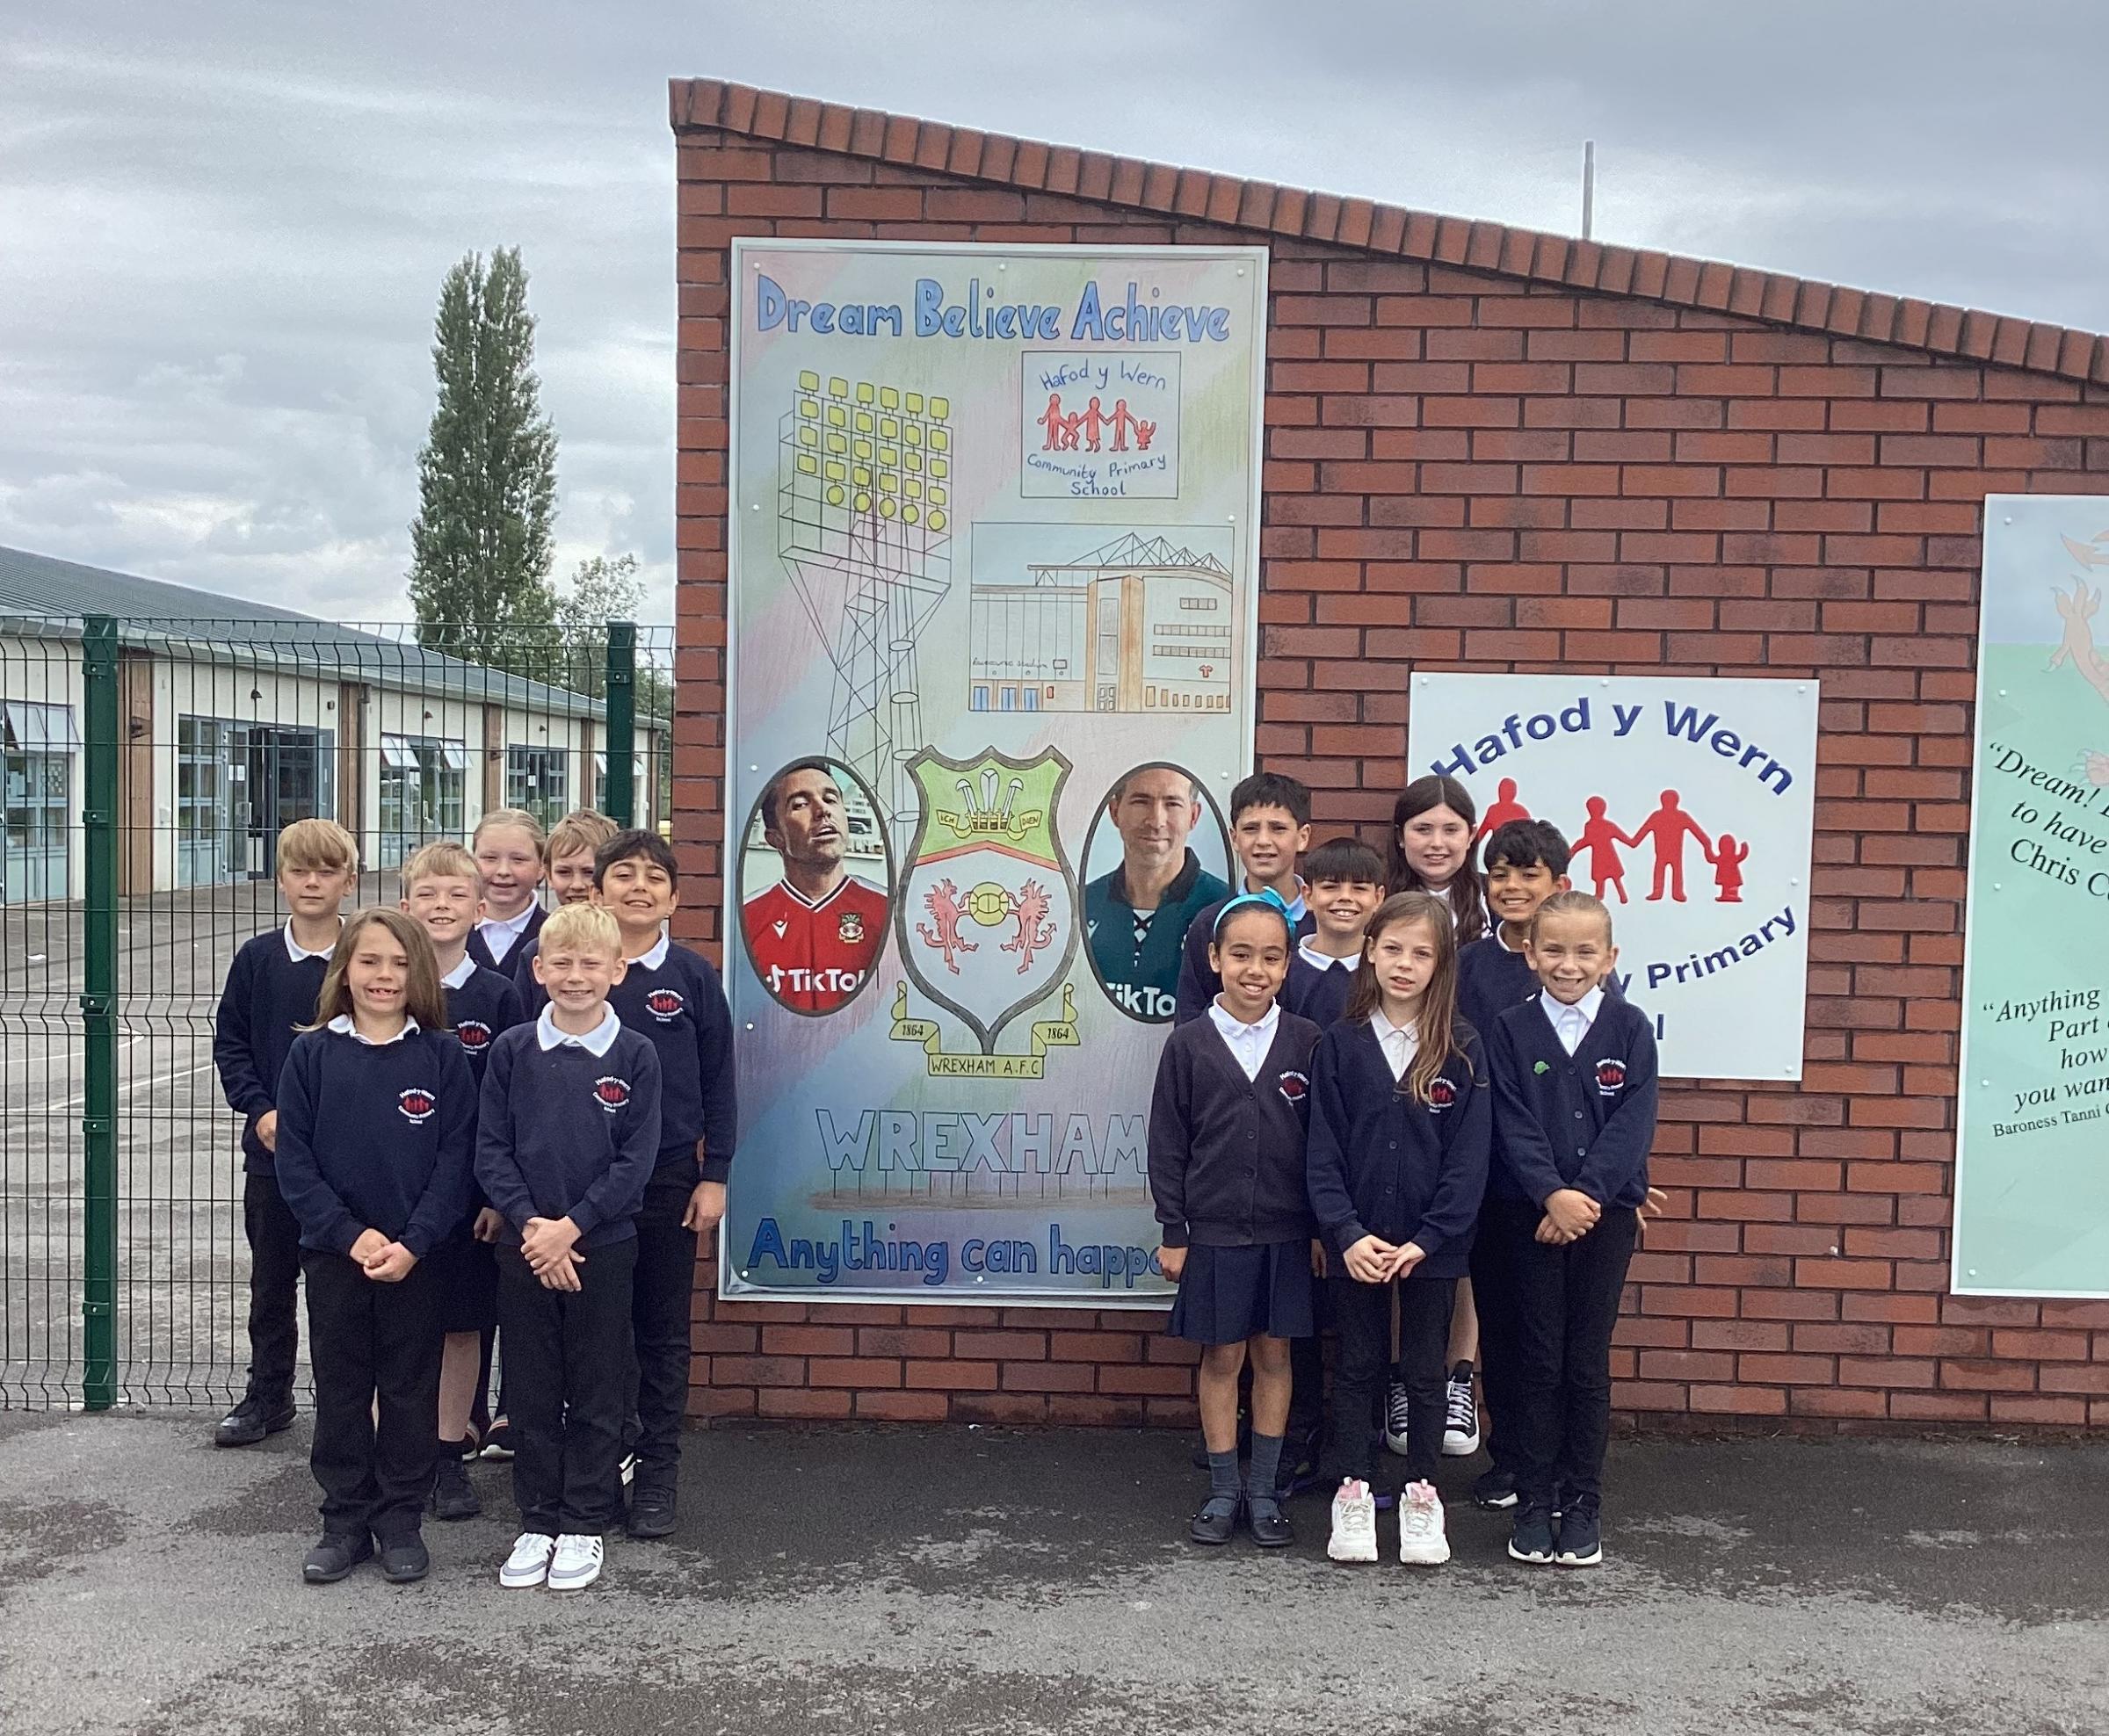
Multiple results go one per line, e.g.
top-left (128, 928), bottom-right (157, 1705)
top-left (664, 78), bottom-right (2109, 1433)
top-left (0, 546), bottom-right (663, 900)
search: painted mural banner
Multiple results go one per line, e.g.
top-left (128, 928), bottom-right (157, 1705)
top-left (724, 241), bottom-right (1266, 1305)
top-left (1953, 495), bottom-right (2109, 1298)
top-left (1407, 673), bottom-right (1818, 1081)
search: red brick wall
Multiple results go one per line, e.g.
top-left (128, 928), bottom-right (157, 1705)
top-left (669, 122), bottom-right (2109, 1431)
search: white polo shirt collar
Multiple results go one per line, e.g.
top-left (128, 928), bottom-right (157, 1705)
top-left (536, 1003), bottom-right (620, 1057)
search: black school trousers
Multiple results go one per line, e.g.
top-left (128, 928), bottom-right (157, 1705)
top-left (627, 1170), bottom-right (698, 1476)
top-left (1328, 1271), bottom-right (1453, 1486)
top-left (302, 1250), bottom-right (443, 1541)
top-left (500, 1236), bottom-right (635, 1537)
top-left (243, 1173), bottom-right (302, 1401)
top-left (1511, 1204), bottom-right (1638, 1512)
top-left (1469, 1197), bottom-right (1537, 1476)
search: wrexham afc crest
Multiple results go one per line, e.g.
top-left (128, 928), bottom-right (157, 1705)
top-left (896, 746), bottom-right (1077, 1055)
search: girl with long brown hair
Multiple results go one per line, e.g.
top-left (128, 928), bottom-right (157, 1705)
top-left (1307, 893), bottom-right (1490, 1567)
top-left (274, 906), bottom-right (475, 1587)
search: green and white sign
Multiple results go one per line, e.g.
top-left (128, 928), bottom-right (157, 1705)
top-left (1954, 495), bottom-right (2109, 1298)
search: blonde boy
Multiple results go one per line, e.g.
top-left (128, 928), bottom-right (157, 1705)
top-left (210, 816), bottom-right (359, 1448)
top-left (400, 842), bottom-right (526, 1516)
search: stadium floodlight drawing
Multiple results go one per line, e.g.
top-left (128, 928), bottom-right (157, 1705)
top-left (779, 371), bottom-right (955, 847)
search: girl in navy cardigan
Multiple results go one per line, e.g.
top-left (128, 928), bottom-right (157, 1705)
top-left (1148, 891), bottom-right (1322, 1551)
top-left (274, 908), bottom-right (475, 1588)
top-left (1307, 891), bottom-right (1489, 1566)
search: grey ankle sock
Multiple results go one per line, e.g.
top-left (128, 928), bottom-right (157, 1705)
top-left (1206, 1448), bottom-right (1242, 1511)
top-left (1246, 1432), bottom-right (1285, 1514)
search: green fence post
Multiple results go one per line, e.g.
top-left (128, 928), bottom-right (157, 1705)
top-left (605, 619), bottom-right (636, 828)
top-left (80, 615), bottom-right (120, 1411)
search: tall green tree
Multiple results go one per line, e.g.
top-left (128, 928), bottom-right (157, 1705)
top-left (554, 553), bottom-right (644, 698)
top-left (407, 248), bottom-right (559, 668)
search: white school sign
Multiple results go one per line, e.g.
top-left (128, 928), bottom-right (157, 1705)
top-left (1407, 674), bottom-right (1819, 1081)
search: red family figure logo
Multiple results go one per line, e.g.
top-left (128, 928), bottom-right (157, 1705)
top-left (1491, 785), bottom-right (1752, 906)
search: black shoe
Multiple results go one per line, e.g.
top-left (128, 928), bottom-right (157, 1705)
top-left (1555, 1497), bottom-right (1602, 1567)
top-left (215, 1394), bottom-right (295, 1449)
top-left (1188, 1495), bottom-right (1241, 1545)
top-left (1276, 1434), bottom-right (1324, 1501)
top-left (1473, 1466), bottom-right (1519, 1510)
top-left (1507, 1505), bottom-right (1556, 1565)
top-left (431, 1454), bottom-right (481, 1522)
top-left (379, 1533), bottom-right (430, 1583)
top-left (302, 1531), bottom-right (373, 1584)
top-left (1246, 1500), bottom-right (1294, 1548)
top-left (627, 1472), bottom-right (677, 1540)
top-left (479, 1420), bottom-right (515, 1461)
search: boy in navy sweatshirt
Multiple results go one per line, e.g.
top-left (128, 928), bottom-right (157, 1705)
top-left (210, 816), bottom-right (358, 1449)
top-left (592, 828), bottom-right (736, 1540)
top-left (1282, 836), bottom-right (1384, 1030)
top-left (1486, 890), bottom-right (1659, 1570)
top-left (479, 901), bottom-right (661, 1592)
top-left (1454, 818), bottom-right (1569, 1511)
top-left (1174, 772), bottom-right (1316, 1024)
top-left (401, 840), bottom-right (525, 1516)
top-left (272, 908), bottom-right (476, 1585)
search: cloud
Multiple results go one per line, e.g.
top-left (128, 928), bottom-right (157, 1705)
top-left (2, 1), bottom-right (2103, 628)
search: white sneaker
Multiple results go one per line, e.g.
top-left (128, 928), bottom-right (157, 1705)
top-left (1327, 1479), bottom-right (1379, 1563)
top-left (1383, 1383), bottom-right (1412, 1457)
top-left (548, 1532), bottom-right (604, 1591)
top-left (1397, 1479), bottom-right (1451, 1565)
top-left (1442, 1365), bottom-right (1481, 1457)
top-left (499, 1532), bottom-right (554, 1589)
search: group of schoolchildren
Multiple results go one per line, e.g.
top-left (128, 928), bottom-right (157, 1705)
top-left (1148, 771), bottom-right (1661, 1569)
top-left (212, 807), bottom-right (733, 1594)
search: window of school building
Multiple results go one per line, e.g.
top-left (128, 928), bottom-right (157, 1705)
top-left (377, 732), bottom-right (466, 869)
top-left (2, 699), bottom-right (76, 903)
top-left (505, 744), bottom-right (568, 830)
top-left (175, 714), bottom-right (335, 887)
top-left (591, 749), bottom-right (646, 817)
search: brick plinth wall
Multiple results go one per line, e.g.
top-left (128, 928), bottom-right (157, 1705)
top-left (666, 79), bottom-right (2109, 1432)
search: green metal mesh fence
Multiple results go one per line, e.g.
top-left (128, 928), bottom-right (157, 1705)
top-left (0, 616), bottom-right (674, 1408)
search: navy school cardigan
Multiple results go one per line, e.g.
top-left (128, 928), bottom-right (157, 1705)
top-left (1147, 1010), bottom-right (1323, 1249)
top-left (1305, 1017), bottom-right (1491, 1280)
top-left (1486, 994), bottom-right (1659, 1211)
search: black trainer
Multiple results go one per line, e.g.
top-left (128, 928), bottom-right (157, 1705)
top-left (1507, 1505), bottom-right (1556, 1566)
top-left (1555, 1496), bottom-right (1602, 1567)
top-left (215, 1393), bottom-right (295, 1449)
top-left (1472, 1465), bottom-right (1519, 1510)
top-left (379, 1533), bottom-right (430, 1584)
top-left (302, 1531), bottom-right (373, 1584)
top-left (1188, 1495), bottom-right (1241, 1545)
top-left (479, 1419), bottom-right (515, 1461)
top-left (431, 1454), bottom-right (481, 1522)
top-left (627, 1470), bottom-right (677, 1540)
top-left (1276, 1431), bottom-right (1324, 1501)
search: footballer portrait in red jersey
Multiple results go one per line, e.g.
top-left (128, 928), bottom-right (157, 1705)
top-left (740, 756), bottom-right (892, 1016)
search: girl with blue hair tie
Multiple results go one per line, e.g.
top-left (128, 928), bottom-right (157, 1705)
top-left (1147, 889), bottom-right (1324, 1550)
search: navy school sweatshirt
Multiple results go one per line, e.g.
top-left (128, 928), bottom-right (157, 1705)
top-left (1147, 1009), bottom-right (1322, 1249)
top-left (1305, 1018), bottom-right (1490, 1280)
top-left (475, 1016), bottom-right (663, 1248)
top-left (271, 1024), bottom-right (476, 1258)
top-left (1282, 947), bottom-right (1358, 1028)
top-left (214, 927), bottom-right (334, 1175)
top-left (1487, 994), bottom-right (1659, 1211)
top-left (467, 903), bottom-right (547, 987)
top-left (527, 935), bottom-right (737, 1185)
top-left (1172, 895), bottom-right (1317, 1025)
top-left (442, 961), bottom-right (526, 1096)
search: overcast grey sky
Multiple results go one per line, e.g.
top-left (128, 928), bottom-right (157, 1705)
top-left (4, 2), bottom-right (2104, 622)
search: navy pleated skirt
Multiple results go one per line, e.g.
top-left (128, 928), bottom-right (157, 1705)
top-left (1167, 1239), bottom-right (1315, 1345)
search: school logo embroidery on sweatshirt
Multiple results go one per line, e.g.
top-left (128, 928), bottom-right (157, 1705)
top-left (397, 1088), bottom-right (438, 1125)
top-left (592, 1076), bottom-right (632, 1114)
top-left (1277, 1069), bottom-right (1309, 1105)
top-left (1426, 1077), bottom-right (1458, 1112)
top-left (644, 987), bottom-right (686, 1023)
top-left (454, 1020), bottom-right (493, 1053)
top-left (1596, 1059), bottom-right (1627, 1097)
